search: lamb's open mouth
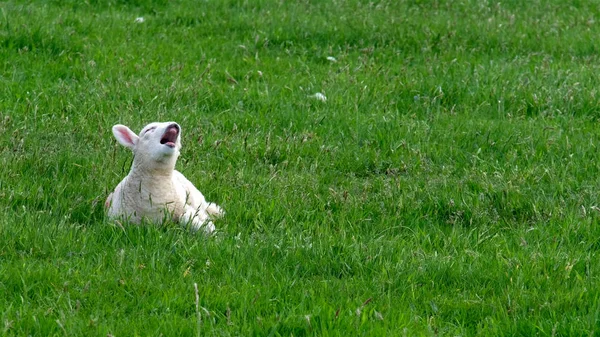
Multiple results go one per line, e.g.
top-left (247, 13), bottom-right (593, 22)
top-left (160, 124), bottom-right (179, 148)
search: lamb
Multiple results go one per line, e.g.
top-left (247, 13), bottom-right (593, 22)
top-left (105, 121), bottom-right (223, 234)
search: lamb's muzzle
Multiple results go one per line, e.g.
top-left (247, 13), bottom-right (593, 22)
top-left (160, 124), bottom-right (180, 148)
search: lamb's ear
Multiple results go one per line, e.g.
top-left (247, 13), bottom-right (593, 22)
top-left (112, 124), bottom-right (139, 149)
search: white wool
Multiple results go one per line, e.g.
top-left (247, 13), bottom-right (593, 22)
top-left (105, 122), bottom-right (222, 234)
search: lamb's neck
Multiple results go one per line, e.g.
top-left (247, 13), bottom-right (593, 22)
top-left (125, 169), bottom-right (175, 195)
top-left (128, 162), bottom-right (176, 180)
top-left (128, 169), bottom-right (173, 180)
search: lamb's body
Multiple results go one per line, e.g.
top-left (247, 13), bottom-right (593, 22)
top-left (106, 122), bottom-right (222, 233)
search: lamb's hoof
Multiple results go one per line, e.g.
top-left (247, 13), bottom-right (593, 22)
top-left (207, 203), bottom-right (225, 217)
top-left (189, 220), bottom-right (215, 235)
top-left (203, 221), bottom-right (216, 235)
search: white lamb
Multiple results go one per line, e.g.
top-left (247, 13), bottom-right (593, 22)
top-left (105, 121), bottom-right (223, 234)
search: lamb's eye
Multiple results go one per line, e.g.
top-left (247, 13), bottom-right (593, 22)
top-left (143, 127), bottom-right (157, 135)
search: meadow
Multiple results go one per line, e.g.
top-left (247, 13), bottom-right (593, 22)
top-left (2, 0), bottom-right (600, 335)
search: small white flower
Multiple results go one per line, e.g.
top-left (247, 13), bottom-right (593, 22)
top-left (326, 56), bottom-right (337, 62)
top-left (312, 92), bottom-right (327, 102)
top-left (134, 17), bottom-right (145, 23)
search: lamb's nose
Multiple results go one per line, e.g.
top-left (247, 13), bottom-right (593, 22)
top-left (164, 123), bottom-right (180, 135)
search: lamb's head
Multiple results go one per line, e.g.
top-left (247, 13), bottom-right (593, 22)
top-left (112, 122), bottom-right (182, 173)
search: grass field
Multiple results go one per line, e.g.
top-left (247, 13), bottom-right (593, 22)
top-left (2, 0), bottom-right (600, 335)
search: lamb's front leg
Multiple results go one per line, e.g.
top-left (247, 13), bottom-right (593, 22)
top-left (206, 203), bottom-right (224, 217)
top-left (181, 206), bottom-right (215, 234)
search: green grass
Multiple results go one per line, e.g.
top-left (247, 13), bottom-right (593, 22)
top-left (2, 0), bottom-right (600, 335)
